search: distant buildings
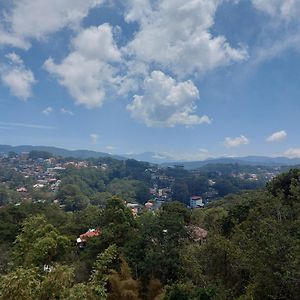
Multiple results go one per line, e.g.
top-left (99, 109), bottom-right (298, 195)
top-left (126, 202), bottom-right (141, 217)
top-left (190, 196), bottom-right (204, 208)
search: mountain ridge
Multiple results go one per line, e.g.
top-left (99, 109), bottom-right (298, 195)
top-left (0, 144), bottom-right (125, 160)
top-left (1, 144), bottom-right (300, 168)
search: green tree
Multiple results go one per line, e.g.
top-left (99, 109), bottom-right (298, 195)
top-left (13, 215), bottom-right (70, 268)
top-left (89, 244), bottom-right (118, 299)
top-left (0, 267), bottom-right (40, 300)
top-left (172, 180), bottom-right (189, 204)
top-left (38, 265), bottom-right (74, 300)
top-left (29, 151), bottom-right (52, 159)
top-left (124, 202), bottom-right (189, 285)
top-left (100, 197), bottom-right (136, 247)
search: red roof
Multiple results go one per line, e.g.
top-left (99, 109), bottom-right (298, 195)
top-left (191, 196), bottom-right (202, 200)
top-left (79, 229), bottom-right (101, 241)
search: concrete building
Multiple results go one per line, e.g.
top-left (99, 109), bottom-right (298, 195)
top-left (190, 196), bottom-right (204, 208)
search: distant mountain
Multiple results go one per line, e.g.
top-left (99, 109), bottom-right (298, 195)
top-left (122, 152), bottom-right (175, 164)
top-left (1, 145), bottom-right (300, 168)
top-left (0, 145), bottom-right (125, 160)
top-left (161, 156), bottom-right (300, 170)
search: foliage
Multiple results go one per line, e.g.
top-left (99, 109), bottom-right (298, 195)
top-left (89, 244), bottom-right (118, 299)
top-left (28, 151), bottom-right (52, 159)
top-left (0, 185), bottom-right (20, 206)
top-left (107, 257), bottom-right (141, 300)
top-left (0, 168), bottom-right (300, 299)
top-left (13, 215), bottom-right (70, 268)
top-left (0, 267), bottom-right (41, 300)
top-left (100, 197), bottom-right (137, 248)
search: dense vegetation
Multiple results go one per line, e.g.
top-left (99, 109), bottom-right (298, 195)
top-left (0, 167), bottom-right (299, 299)
top-left (56, 160), bottom-right (269, 209)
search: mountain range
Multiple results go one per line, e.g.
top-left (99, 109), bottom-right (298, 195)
top-left (1, 144), bottom-right (300, 169)
top-left (0, 144), bottom-right (125, 160)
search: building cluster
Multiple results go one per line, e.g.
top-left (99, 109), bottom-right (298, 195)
top-left (148, 169), bottom-right (174, 202)
top-left (0, 152), bottom-right (283, 211)
top-left (230, 169), bottom-right (280, 182)
top-left (0, 152), bottom-right (108, 201)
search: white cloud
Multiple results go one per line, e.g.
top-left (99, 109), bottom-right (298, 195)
top-left (0, 0), bottom-right (104, 48)
top-left (0, 29), bottom-right (30, 49)
top-left (5, 52), bottom-right (23, 65)
top-left (60, 108), bottom-right (74, 115)
top-left (266, 130), bottom-right (287, 142)
top-left (106, 145), bottom-right (115, 151)
top-left (90, 133), bottom-right (99, 144)
top-left (127, 70), bottom-right (211, 127)
top-left (125, 0), bottom-right (248, 77)
top-left (283, 148), bottom-right (300, 158)
top-left (44, 24), bottom-right (121, 108)
top-left (224, 135), bottom-right (249, 148)
top-left (42, 107), bottom-right (53, 115)
top-left (247, 1), bottom-right (300, 67)
top-left (252, 0), bottom-right (300, 21)
top-left (0, 52), bottom-right (36, 100)
top-left (71, 24), bottom-right (121, 61)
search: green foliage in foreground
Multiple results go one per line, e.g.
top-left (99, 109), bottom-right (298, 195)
top-left (0, 170), bottom-right (299, 299)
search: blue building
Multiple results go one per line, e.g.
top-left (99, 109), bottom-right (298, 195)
top-left (190, 196), bottom-right (204, 208)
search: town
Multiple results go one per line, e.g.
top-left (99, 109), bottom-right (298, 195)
top-left (0, 150), bottom-right (283, 214)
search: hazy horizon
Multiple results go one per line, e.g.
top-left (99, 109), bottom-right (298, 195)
top-left (1, 1), bottom-right (300, 160)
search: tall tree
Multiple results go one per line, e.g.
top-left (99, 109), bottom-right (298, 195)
top-left (13, 215), bottom-right (70, 268)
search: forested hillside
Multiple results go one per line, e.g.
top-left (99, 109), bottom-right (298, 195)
top-left (0, 167), bottom-right (299, 299)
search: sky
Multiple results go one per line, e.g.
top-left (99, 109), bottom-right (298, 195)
top-left (0, 0), bottom-right (300, 161)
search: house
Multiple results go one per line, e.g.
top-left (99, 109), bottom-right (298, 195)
top-left (17, 187), bottom-right (27, 193)
top-left (126, 203), bottom-right (140, 217)
top-left (33, 183), bottom-right (44, 189)
top-left (190, 196), bottom-right (204, 208)
top-left (79, 228), bottom-right (101, 241)
top-left (145, 201), bottom-right (154, 210)
top-left (76, 228), bottom-right (101, 248)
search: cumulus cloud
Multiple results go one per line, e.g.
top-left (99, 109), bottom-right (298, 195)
top-left (90, 133), bottom-right (99, 144)
top-left (0, 0), bottom-right (250, 128)
top-left (266, 130), bottom-right (287, 142)
top-left (125, 0), bottom-right (248, 77)
top-left (0, 52), bottom-right (36, 100)
top-left (283, 148), bottom-right (300, 158)
top-left (0, 29), bottom-right (30, 49)
top-left (224, 135), bottom-right (249, 148)
top-left (71, 25), bottom-right (121, 61)
top-left (252, 0), bottom-right (300, 21)
top-left (0, 0), bottom-right (104, 48)
top-left (127, 71), bottom-right (211, 127)
top-left (42, 107), bottom-right (53, 115)
top-left (44, 24), bottom-right (121, 108)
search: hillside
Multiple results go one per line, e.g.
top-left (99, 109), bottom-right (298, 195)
top-left (162, 156), bottom-right (300, 169)
top-left (0, 144), bottom-right (125, 160)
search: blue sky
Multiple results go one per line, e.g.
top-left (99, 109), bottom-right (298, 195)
top-left (0, 0), bottom-right (300, 161)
